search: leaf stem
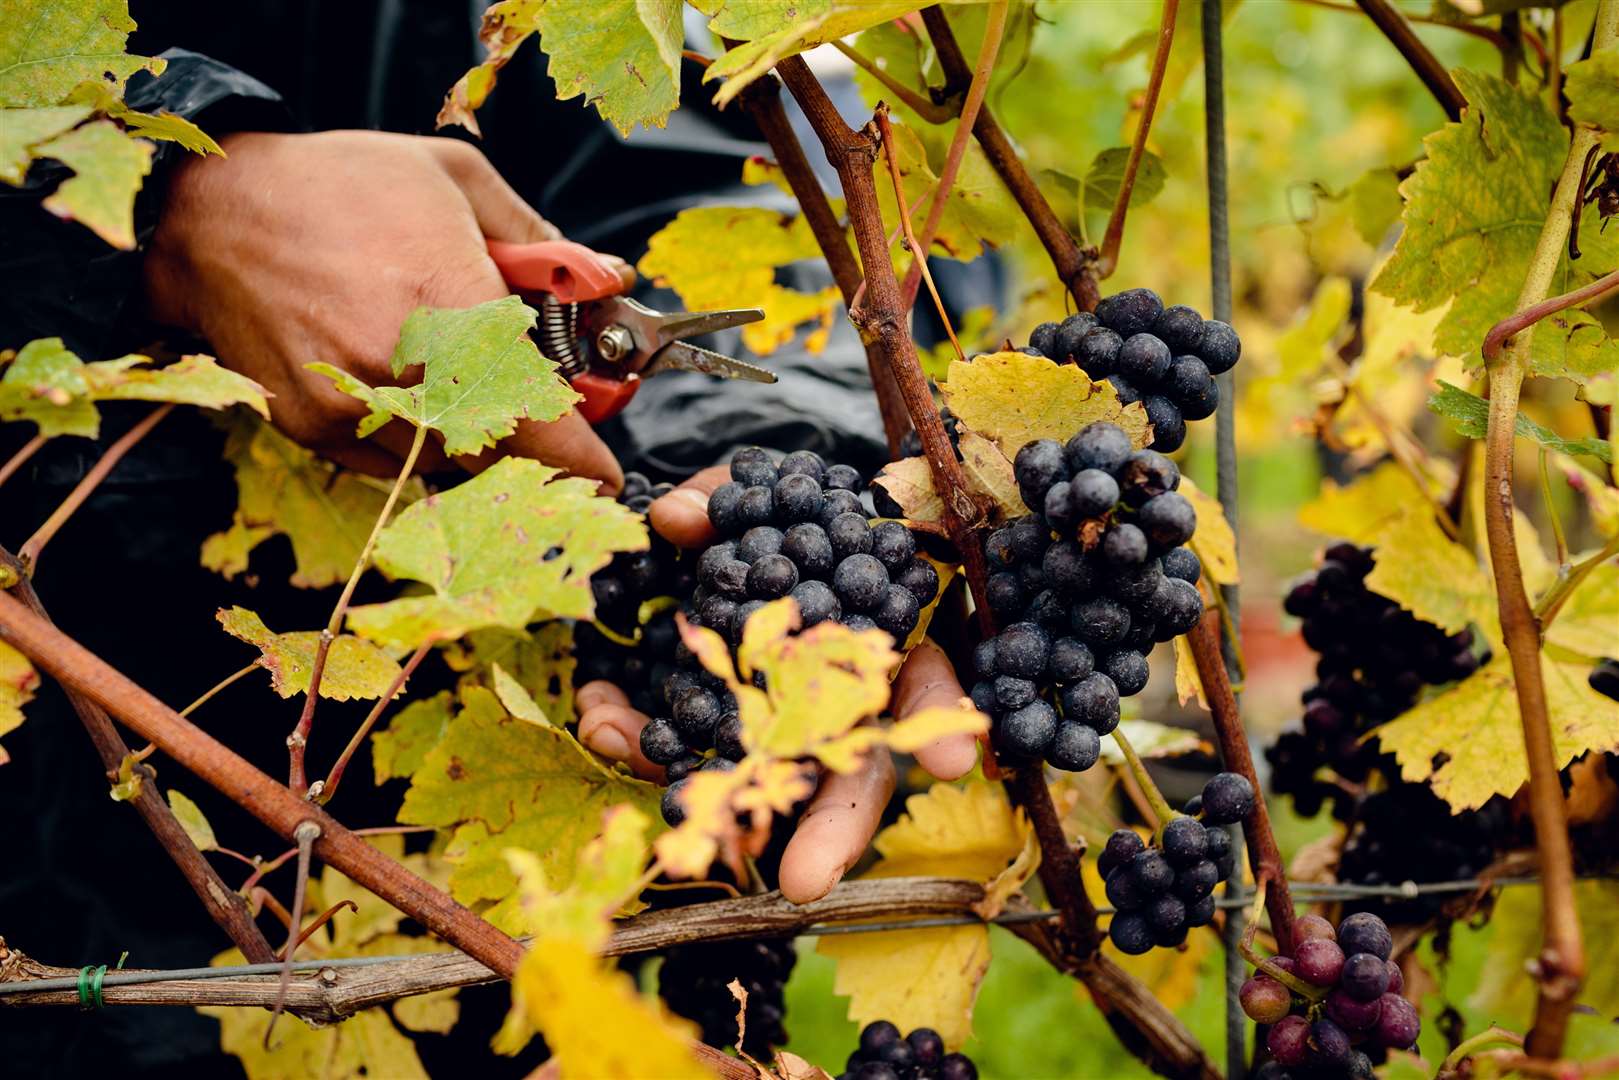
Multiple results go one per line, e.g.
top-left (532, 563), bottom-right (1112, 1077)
top-left (1483, 266), bottom-right (1619, 363)
top-left (1110, 726), bottom-right (1176, 830)
top-left (289, 423), bottom-right (427, 794)
top-left (900, 0), bottom-right (1009, 310)
top-left (1481, 3), bottom-right (1616, 1054)
top-left (1438, 1027), bottom-right (1526, 1079)
top-left (17, 404), bottom-right (174, 572)
top-left (1540, 448), bottom-right (1570, 569)
top-left (179, 662), bottom-right (260, 718)
top-left (830, 40), bottom-right (959, 123)
top-left (0, 434), bottom-right (45, 492)
top-left (316, 639), bottom-right (434, 805)
top-left (1534, 530), bottom-right (1619, 626)
top-left (1096, 0), bottom-right (1179, 278)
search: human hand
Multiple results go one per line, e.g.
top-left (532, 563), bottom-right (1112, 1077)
top-left (576, 466), bottom-right (981, 904)
top-left (143, 130), bottom-right (630, 490)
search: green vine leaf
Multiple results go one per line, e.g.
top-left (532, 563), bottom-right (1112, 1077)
top-left (1374, 654), bottom-right (1619, 811)
top-left (441, 623), bottom-right (577, 724)
top-left (1544, 562), bottom-right (1619, 661)
top-left (1371, 70), bottom-right (1619, 382)
top-left (217, 606), bottom-right (403, 702)
top-left (0, 339), bottom-right (268, 439)
top-left (1079, 146), bottom-right (1166, 245)
top-left (638, 205), bottom-right (841, 356)
top-left (0, 0), bottom-right (162, 107)
top-left (310, 296), bottom-right (579, 458)
top-left (203, 412), bottom-right (423, 589)
top-left (440, 0), bottom-right (683, 137)
top-left (165, 789), bottom-right (217, 851)
top-left (0, 103), bottom-right (91, 183)
top-left (874, 121), bottom-right (1025, 262)
top-left (372, 691), bottom-right (453, 784)
top-left (345, 457), bottom-right (647, 650)
top-left (395, 686), bottom-right (663, 932)
top-left (36, 118), bottom-right (152, 248)
top-left (61, 78), bottom-right (223, 154)
top-left (1566, 52), bottom-right (1619, 151)
top-left (1428, 380), bottom-right (1613, 464)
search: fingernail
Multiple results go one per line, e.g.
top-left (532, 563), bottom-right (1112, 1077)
top-left (583, 724), bottom-right (631, 761)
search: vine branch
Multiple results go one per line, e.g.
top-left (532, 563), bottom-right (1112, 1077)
top-left (1352, 0), bottom-right (1466, 120)
top-left (1479, 4), bottom-right (1618, 1050)
top-left (1096, 0), bottom-right (1180, 278)
top-left (1186, 614), bottom-right (1297, 956)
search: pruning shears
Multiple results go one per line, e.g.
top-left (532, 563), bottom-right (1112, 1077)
top-left (487, 239), bottom-right (775, 424)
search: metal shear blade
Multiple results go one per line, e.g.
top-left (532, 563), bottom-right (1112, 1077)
top-left (645, 341), bottom-right (778, 383)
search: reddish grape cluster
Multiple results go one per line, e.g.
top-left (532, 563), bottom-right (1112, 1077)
top-left (1244, 911), bottom-right (1418, 1078)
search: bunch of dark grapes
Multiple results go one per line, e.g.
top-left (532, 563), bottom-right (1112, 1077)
top-left (967, 421), bottom-right (1204, 771)
top-left (1028, 288), bottom-right (1242, 453)
top-left (1591, 658), bottom-right (1619, 702)
top-left (1266, 542), bottom-right (1480, 819)
top-left (1334, 784), bottom-right (1510, 924)
top-left (1101, 772), bottom-right (1251, 954)
top-left (573, 472), bottom-right (694, 714)
top-left (638, 448), bottom-right (942, 823)
top-left (1243, 912), bottom-right (1418, 1078)
top-left (837, 1021), bottom-right (977, 1080)
top-left (658, 938), bottom-right (796, 1057)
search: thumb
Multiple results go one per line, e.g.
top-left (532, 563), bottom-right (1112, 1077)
top-left (426, 136), bottom-right (560, 243)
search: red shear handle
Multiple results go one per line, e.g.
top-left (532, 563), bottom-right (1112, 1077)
top-left (572, 371), bottom-right (642, 425)
top-left (486, 239), bottom-right (627, 303)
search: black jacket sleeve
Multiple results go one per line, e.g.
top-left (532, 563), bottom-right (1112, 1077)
top-left (0, 49), bottom-right (291, 357)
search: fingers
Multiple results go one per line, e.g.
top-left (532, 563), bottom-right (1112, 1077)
top-left (647, 464), bottom-right (733, 549)
top-left (454, 411), bottom-right (624, 495)
top-left (778, 749), bottom-right (895, 904)
top-left (575, 680), bottom-right (663, 780)
top-left (892, 639), bottom-right (980, 781)
top-left (426, 136), bottom-right (561, 244)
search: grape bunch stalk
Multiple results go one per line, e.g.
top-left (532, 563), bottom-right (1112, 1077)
top-left (837, 1021), bottom-right (978, 1080)
top-left (968, 421), bottom-right (1204, 771)
top-left (1101, 772), bottom-right (1252, 954)
top-left (637, 447), bottom-right (941, 824)
top-left (1243, 911), bottom-right (1419, 1079)
top-left (1028, 287), bottom-right (1242, 452)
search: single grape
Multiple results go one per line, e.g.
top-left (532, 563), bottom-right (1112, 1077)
top-left (640, 718), bottom-right (688, 765)
top-left (1095, 288), bottom-right (1164, 337)
top-left (827, 512), bottom-right (873, 560)
top-left (994, 675), bottom-right (1038, 711)
top-left (1116, 333), bottom-right (1172, 383)
top-left (1060, 673), bottom-right (1120, 733)
top-left (781, 523), bottom-right (834, 578)
top-left (832, 553), bottom-right (889, 612)
top-left (1098, 828), bottom-right (1145, 877)
top-left (969, 680), bottom-right (996, 714)
top-left (1046, 721), bottom-right (1101, 771)
top-left (1267, 1014), bottom-right (1311, 1067)
top-left (1167, 354), bottom-right (1220, 421)
top-left (1013, 439), bottom-right (1069, 501)
top-left (996, 622), bottom-right (1051, 678)
top-left (737, 485), bottom-right (776, 529)
top-left (1101, 649), bottom-right (1150, 696)
top-left (1375, 993), bottom-right (1420, 1049)
top-left (1294, 938), bottom-right (1346, 987)
top-left (1172, 859), bottom-right (1220, 901)
top-left (790, 579), bottom-right (840, 627)
top-left (1337, 912), bottom-right (1393, 961)
top-left (1160, 816), bottom-right (1210, 866)
top-left (661, 779), bottom-right (689, 826)
top-left (1043, 539), bottom-right (1096, 595)
top-left (699, 594), bottom-right (739, 636)
top-left (1153, 304), bottom-right (1205, 354)
top-left (1309, 1018), bottom-right (1352, 1067)
top-left (1130, 849), bottom-right (1175, 893)
top-left (1075, 327), bottom-right (1123, 375)
top-left (1326, 988), bottom-right (1383, 1032)
top-left (737, 525), bottom-right (785, 563)
top-left (1201, 772), bottom-right (1255, 825)
top-left (778, 449), bottom-right (826, 483)
top-left (747, 553), bottom-right (799, 600)
top-left (1151, 577), bottom-right (1204, 638)
top-left (1185, 893), bottom-right (1217, 927)
top-left (1043, 480), bottom-right (1079, 531)
top-left (1066, 422), bottom-right (1135, 475)
top-left (773, 472), bottom-right (824, 524)
top-left (937, 1052), bottom-right (978, 1080)
top-left (895, 558), bottom-right (940, 606)
top-left (665, 755), bottom-right (701, 782)
top-left (1197, 319), bottom-right (1242, 374)
top-left (1138, 491), bottom-right (1197, 549)
top-left (873, 584), bottom-right (920, 640)
top-left (1047, 637), bottom-right (1095, 682)
top-left (873, 1039), bottom-right (914, 1070)
top-left (1143, 395), bottom-right (1186, 452)
top-left (707, 482), bottom-right (746, 536)
top-left (714, 714), bottom-right (746, 761)
top-left (821, 463), bottom-right (861, 492)
top-left (1102, 522), bottom-right (1149, 567)
top-left (1029, 320), bottom-right (1061, 358)
top-left (907, 1028), bottom-right (944, 1068)
top-left (1108, 559), bottom-right (1164, 606)
top-left (1239, 975), bottom-right (1292, 1024)
top-left (819, 488), bottom-right (864, 526)
top-left (731, 447), bottom-right (778, 488)
top-left (1108, 911), bottom-right (1155, 955)
top-left (869, 521), bottom-right (917, 572)
top-left (1072, 597), bottom-right (1132, 646)
top-left (859, 1020), bottom-right (901, 1056)
top-left (998, 700), bottom-right (1058, 759)
top-left (1146, 892), bottom-right (1188, 935)
top-left (1051, 312), bottom-right (1099, 363)
top-left (1161, 547), bottom-right (1201, 584)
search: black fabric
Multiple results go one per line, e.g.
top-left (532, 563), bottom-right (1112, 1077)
top-left (0, 5), bottom-right (1007, 1075)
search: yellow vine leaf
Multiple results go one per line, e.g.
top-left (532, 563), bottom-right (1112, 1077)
top-left (490, 662), bottom-right (549, 727)
top-left (1374, 654), bottom-right (1619, 811)
top-left (0, 640), bottom-right (37, 766)
top-left (1364, 509), bottom-right (1500, 641)
top-left (345, 457), bottom-right (647, 650)
top-left (1171, 636), bottom-right (1209, 711)
top-left (440, 0), bottom-right (682, 137)
top-left (957, 430), bottom-right (1027, 526)
top-left (873, 457), bottom-right (949, 535)
top-left (202, 837), bottom-right (456, 1080)
top-left (395, 686), bottom-right (663, 931)
top-left (1180, 478), bottom-right (1238, 586)
top-left (203, 412), bottom-right (423, 588)
top-left (1468, 879), bottom-right (1619, 1023)
top-left (440, 623), bottom-right (577, 725)
top-left (1297, 460), bottom-right (1437, 542)
top-left (819, 782), bottom-right (1036, 1049)
top-left (1544, 562), bottom-right (1619, 661)
top-left (0, 1), bottom-right (163, 107)
top-left (60, 77), bottom-right (223, 155)
top-left (942, 351), bottom-right (1151, 460)
top-left (639, 205), bottom-right (841, 357)
top-left (217, 606), bottom-right (402, 701)
top-left (371, 691), bottom-right (452, 784)
top-left (164, 789), bottom-right (216, 851)
top-left (0, 104), bottom-right (92, 184)
top-left (1325, 288), bottom-right (1448, 455)
top-left (37, 119), bottom-right (151, 249)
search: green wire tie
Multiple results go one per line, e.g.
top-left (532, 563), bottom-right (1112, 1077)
top-left (77, 951), bottom-right (127, 1010)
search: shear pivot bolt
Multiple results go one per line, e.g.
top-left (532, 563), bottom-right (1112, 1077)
top-left (596, 325), bottom-right (634, 363)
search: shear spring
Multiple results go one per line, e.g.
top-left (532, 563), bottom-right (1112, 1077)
top-left (539, 294), bottom-right (585, 377)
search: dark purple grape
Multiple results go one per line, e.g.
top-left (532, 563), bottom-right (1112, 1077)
top-left (1065, 422), bottom-right (1134, 475)
top-left (1109, 911), bottom-right (1155, 955)
top-left (1172, 859), bottom-right (1219, 901)
top-left (1029, 321), bottom-right (1061, 358)
top-left (1375, 993), bottom-right (1420, 1050)
top-left (1075, 327), bottom-right (1123, 374)
top-left (781, 523), bottom-right (834, 578)
top-left (790, 579), bottom-right (840, 626)
top-left (1098, 828), bottom-right (1145, 877)
top-left (1143, 395), bottom-right (1185, 452)
top-left (1047, 637), bottom-right (1095, 682)
top-left (833, 553), bottom-right (889, 612)
top-left (995, 622), bottom-right (1051, 679)
top-left (640, 718), bottom-right (688, 766)
top-left (1160, 815), bottom-right (1210, 866)
top-left (998, 700), bottom-right (1058, 759)
top-left (1101, 649), bottom-right (1149, 696)
top-left (1046, 721), bottom-right (1101, 771)
top-left (730, 447), bottom-right (778, 488)
top-left (1326, 988), bottom-right (1383, 1032)
top-left (1153, 305), bottom-right (1205, 353)
top-left (1129, 849), bottom-right (1175, 893)
top-left (1267, 1015), bottom-right (1311, 1067)
top-left (1096, 288), bottom-right (1164, 337)
top-left (937, 1052), bottom-right (978, 1080)
top-left (827, 512), bottom-right (873, 560)
top-left (1340, 952), bottom-right (1389, 1001)
top-left (869, 520), bottom-right (917, 572)
top-left (907, 1027), bottom-right (944, 1068)
top-left (1013, 439), bottom-right (1069, 502)
top-left (1198, 319), bottom-right (1242, 374)
top-left (773, 472), bottom-right (824, 524)
top-left (872, 584), bottom-right (920, 640)
top-left (1309, 1018), bottom-right (1352, 1067)
top-left (824, 463), bottom-right (861, 491)
top-left (1117, 332), bottom-right (1173, 383)
top-left (1337, 912), bottom-right (1393, 961)
top-left (1293, 913), bottom-right (1336, 943)
top-left (1201, 772), bottom-right (1255, 825)
top-left (1059, 673), bottom-right (1120, 732)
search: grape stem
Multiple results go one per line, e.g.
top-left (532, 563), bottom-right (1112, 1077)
top-left (876, 107), bottom-right (965, 365)
top-left (1437, 1026), bottom-right (1525, 1079)
top-left (829, 40), bottom-right (960, 123)
top-left (1534, 530), bottom-right (1619, 627)
top-left (1110, 726), bottom-right (1176, 832)
top-left (1351, 0), bottom-right (1466, 120)
top-left (0, 433), bottom-right (44, 492)
top-left (1235, 878), bottom-right (1325, 1002)
top-left (1480, 3), bottom-right (1617, 1055)
top-left (316, 638), bottom-right (435, 805)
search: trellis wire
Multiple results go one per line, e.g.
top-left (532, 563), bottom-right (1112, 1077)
top-left (0, 873), bottom-right (1600, 999)
top-left (1201, 0), bottom-right (1245, 1074)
